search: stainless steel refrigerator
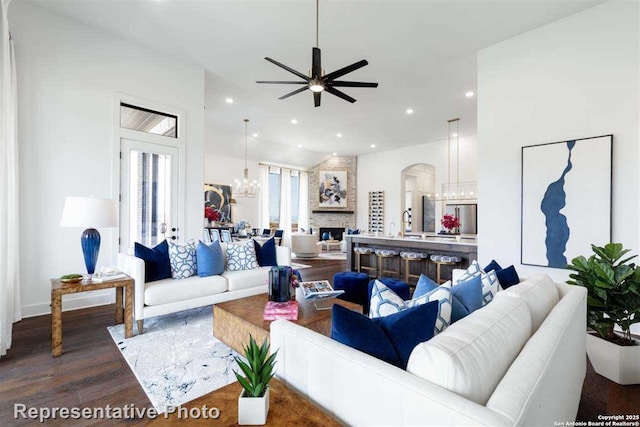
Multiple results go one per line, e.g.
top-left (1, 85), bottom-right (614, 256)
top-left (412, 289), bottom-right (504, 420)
top-left (445, 204), bottom-right (477, 235)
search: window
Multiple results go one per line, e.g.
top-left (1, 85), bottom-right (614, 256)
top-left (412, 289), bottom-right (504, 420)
top-left (268, 170), bottom-right (280, 229)
top-left (120, 103), bottom-right (178, 138)
top-left (290, 171), bottom-right (299, 231)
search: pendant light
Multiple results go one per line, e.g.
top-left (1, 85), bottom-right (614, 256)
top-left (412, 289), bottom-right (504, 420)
top-left (428, 118), bottom-right (477, 201)
top-left (234, 119), bottom-right (259, 198)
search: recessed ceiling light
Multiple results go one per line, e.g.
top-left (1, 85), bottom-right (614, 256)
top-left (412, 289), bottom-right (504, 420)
top-left (252, 133), bottom-right (259, 138)
top-left (371, 144), bottom-right (376, 148)
top-left (332, 152), bottom-right (337, 156)
top-left (291, 119), bottom-right (298, 124)
top-left (406, 108), bottom-right (414, 114)
top-left (297, 144), bottom-right (302, 148)
top-left (336, 133), bottom-right (343, 138)
top-left (465, 91), bottom-right (474, 98)
top-left (225, 97), bottom-right (234, 104)
top-left (452, 133), bottom-right (458, 137)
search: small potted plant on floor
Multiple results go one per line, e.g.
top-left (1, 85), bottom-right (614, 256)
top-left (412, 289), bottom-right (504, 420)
top-left (234, 335), bottom-right (278, 425)
top-left (568, 243), bottom-right (640, 385)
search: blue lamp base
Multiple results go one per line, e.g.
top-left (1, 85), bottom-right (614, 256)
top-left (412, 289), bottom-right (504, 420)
top-left (81, 228), bottom-right (101, 276)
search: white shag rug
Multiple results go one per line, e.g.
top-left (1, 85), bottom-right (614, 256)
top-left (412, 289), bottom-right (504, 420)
top-left (108, 307), bottom-right (240, 412)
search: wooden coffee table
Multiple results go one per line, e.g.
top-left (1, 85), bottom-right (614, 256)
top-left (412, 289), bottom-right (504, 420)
top-left (213, 290), bottom-right (361, 355)
top-left (147, 378), bottom-right (341, 426)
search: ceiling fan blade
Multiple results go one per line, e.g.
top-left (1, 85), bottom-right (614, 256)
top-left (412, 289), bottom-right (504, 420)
top-left (256, 80), bottom-right (308, 84)
top-left (312, 47), bottom-right (322, 79)
top-left (314, 91), bottom-right (321, 107)
top-left (264, 57), bottom-right (310, 81)
top-left (323, 60), bottom-right (368, 81)
top-left (278, 86), bottom-right (308, 100)
top-left (325, 87), bottom-right (356, 103)
top-left (330, 81), bottom-right (379, 88)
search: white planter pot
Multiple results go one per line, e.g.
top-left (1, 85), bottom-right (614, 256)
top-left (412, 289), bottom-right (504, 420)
top-left (586, 333), bottom-right (640, 385)
top-left (238, 387), bottom-right (269, 425)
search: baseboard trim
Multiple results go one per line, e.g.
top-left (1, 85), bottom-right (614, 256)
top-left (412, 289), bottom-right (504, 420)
top-left (21, 292), bottom-right (116, 318)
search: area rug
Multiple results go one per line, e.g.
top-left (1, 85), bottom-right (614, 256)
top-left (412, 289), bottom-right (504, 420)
top-left (318, 252), bottom-right (347, 261)
top-left (108, 307), bottom-right (240, 412)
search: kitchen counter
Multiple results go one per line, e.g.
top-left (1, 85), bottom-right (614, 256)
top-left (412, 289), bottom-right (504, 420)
top-left (345, 234), bottom-right (478, 282)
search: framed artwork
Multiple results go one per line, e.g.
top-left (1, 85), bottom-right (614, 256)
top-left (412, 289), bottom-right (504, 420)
top-left (319, 170), bottom-right (347, 208)
top-left (204, 183), bottom-right (232, 223)
top-left (521, 135), bottom-right (612, 268)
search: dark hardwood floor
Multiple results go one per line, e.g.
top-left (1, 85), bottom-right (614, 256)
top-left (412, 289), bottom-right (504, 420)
top-left (0, 258), bottom-right (638, 425)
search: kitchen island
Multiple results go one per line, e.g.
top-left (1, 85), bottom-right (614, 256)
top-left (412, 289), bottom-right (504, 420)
top-left (345, 234), bottom-right (478, 284)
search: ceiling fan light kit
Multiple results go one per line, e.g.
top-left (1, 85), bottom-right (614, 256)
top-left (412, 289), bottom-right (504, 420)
top-left (256, 0), bottom-right (378, 107)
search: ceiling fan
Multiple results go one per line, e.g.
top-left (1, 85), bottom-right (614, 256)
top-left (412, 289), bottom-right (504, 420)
top-left (256, 0), bottom-right (378, 107)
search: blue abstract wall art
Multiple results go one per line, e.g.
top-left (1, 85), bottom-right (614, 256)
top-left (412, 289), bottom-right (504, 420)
top-left (521, 136), bottom-right (611, 269)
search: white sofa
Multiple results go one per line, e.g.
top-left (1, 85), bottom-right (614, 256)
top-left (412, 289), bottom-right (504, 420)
top-left (270, 274), bottom-right (587, 426)
top-left (118, 243), bottom-right (291, 333)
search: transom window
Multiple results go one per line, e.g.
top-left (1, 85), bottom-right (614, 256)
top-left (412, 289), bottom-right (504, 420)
top-left (120, 103), bottom-right (178, 138)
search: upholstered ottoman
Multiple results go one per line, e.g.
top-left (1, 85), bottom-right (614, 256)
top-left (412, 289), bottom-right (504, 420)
top-left (365, 278), bottom-right (411, 314)
top-left (333, 272), bottom-right (369, 313)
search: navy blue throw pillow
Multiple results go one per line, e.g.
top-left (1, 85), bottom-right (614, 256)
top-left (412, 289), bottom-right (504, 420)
top-left (484, 259), bottom-right (502, 273)
top-left (331, 305), bottom-right (401, 367)
top-left (331, 301), bottom-right (439, 369)
top-left (134, 240), bottom-right (171, 283)
top-left (374, 300), bottom-right (438, 369)
top-left (496, 265), bottom-right (520, 289)
top-left (253, 237), bottom-right (277, 267)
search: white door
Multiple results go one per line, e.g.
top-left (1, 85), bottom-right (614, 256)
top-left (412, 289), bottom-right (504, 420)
top-left (120, 138), bottom-right (180, 251)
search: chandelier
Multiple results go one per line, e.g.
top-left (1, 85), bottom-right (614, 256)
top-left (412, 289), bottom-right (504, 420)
top-left (234, 119), bottom-right (259, 198)
top-left (426, 118), bottom-right (477, 202)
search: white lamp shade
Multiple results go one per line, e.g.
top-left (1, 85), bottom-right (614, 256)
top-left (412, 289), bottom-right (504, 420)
top-left (60, 197), bottom-right (118, 228)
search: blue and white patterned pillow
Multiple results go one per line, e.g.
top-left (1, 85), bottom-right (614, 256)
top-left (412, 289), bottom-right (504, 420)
top-left (369, 280), bottom-right (452, 335)
top-left (225, 240), bottom-right (259, 271)
top-left (168, 240), bottom-right (197, 279)
top-left (455, 260), bottom-right (500, 305)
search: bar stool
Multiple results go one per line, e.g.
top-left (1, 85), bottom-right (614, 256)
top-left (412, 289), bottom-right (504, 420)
top-left (354, 247), bottom-right (377, 278)
top-left (400, 251), bottom-right (428, 286)
top-left (375, 249), bottom-right (401, 279)
top-left (430, 255), bottom-right (462, 284)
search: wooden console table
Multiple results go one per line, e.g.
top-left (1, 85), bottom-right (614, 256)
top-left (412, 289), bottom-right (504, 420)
top-left (50, 276), bottom-right (133, 356)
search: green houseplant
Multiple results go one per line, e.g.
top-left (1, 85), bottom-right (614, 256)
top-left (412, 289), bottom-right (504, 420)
top-left (567, 243), bottom-right (640, 384)
top-left (234, 335), bottom-right (278, 425)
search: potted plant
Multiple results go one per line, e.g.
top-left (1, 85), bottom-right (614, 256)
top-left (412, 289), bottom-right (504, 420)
top-left (567, 243), bottom-right (640, 384)
top-left (234, 335), bottom-right (278, 425)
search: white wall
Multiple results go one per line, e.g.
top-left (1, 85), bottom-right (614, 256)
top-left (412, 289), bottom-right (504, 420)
top-left (11, 2), bottom-right (205, 316)
top-left (356, 136), bottom-right (477, 235)
top-left (477, 0), bottom-right (639, 283)
top-left (204, 153), bottom-right (260, 228)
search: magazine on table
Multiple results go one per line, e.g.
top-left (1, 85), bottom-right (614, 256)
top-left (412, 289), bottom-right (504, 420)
top-left (300, 280), bottom-right (344, 301)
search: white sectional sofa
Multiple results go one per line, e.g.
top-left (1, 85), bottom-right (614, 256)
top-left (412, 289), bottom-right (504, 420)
top-left (270, 274), bottom-right (587, 426)
top-left (118, 243), bottom-right (291, 333)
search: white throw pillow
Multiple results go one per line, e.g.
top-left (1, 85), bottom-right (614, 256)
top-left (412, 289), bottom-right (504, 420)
top-left (225, 239), bottom-right (259, 271)
top-left (168, 240), bottom-right (197, 279)
top-left (369, 279), bottom-right (452, 335)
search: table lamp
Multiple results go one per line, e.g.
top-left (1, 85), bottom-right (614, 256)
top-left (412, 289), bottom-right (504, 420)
top-left (60, 197), bottom-right (118, 277)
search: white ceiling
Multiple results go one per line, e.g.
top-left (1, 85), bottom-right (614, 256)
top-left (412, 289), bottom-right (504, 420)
top-left (29, 0), bottom-right (603, 168)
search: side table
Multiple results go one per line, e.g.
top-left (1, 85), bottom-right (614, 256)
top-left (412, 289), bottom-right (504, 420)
top-left (50, 276), bottom-right (134, 356)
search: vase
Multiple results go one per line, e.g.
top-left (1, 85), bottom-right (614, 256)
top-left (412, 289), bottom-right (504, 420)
top-left (269, 266), bottom-right (293, 302)
top-left (238, 387), bottom-right (269, 425)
